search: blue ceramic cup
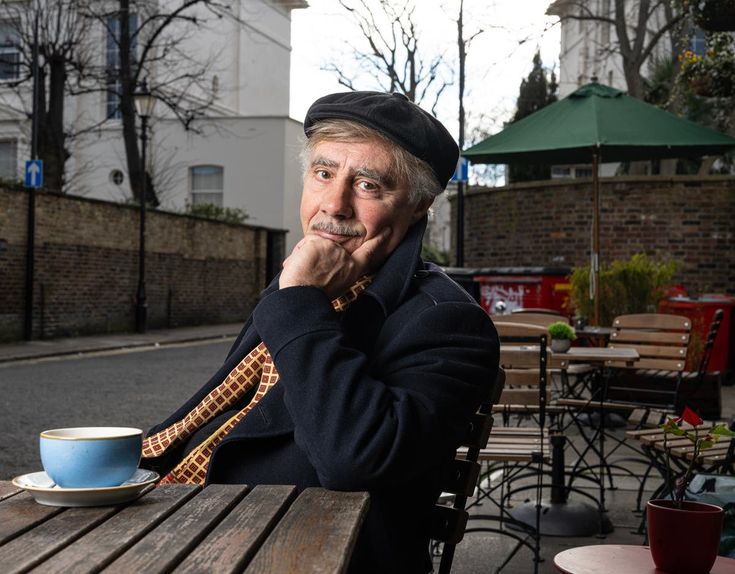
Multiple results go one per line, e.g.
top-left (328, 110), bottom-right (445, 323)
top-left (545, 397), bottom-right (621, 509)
top-left (39, 427), bottom-right (143, 488)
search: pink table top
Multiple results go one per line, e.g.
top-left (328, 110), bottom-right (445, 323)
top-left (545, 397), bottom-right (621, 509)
top-left (554, 544), bottom-right (735, 574)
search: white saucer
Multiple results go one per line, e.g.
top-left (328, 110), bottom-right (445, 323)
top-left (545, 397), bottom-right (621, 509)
top-left (11, 469), bottom-right (159, 507)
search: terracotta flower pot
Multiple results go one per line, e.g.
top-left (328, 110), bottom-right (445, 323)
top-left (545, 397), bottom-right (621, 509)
top-left (647, 499), bottom-right (724, 574)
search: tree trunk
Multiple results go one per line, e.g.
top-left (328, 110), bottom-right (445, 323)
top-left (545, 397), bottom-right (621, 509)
top-left (44, 55), bottom-right (68, 193)
top-left (118, 0), bottom-right (157, 205)
top-left (36, 56), bottom-right (66, 193)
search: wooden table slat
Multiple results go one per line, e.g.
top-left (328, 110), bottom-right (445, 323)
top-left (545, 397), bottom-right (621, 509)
top-left (29, 484), bottom-right (199, 574)
top-left (0, 504), bottom-right (121, 573)
top-left (0, 492), bottom-right (63, 546)
top-left (103, 484), bottom-right (248, 574)
top-left (175, 484), bottom-right (297, 574)
top-left (0, 482), bottom-right (21, 502)
top-left (245, 488), bottom-right (370, 574)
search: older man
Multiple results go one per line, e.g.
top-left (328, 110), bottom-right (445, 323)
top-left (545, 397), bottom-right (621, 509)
top-left (142, 92), bottom-right (499, 573)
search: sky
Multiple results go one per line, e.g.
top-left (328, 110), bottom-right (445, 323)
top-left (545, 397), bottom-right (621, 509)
top-left (289, 0), bottom-right (561, 146)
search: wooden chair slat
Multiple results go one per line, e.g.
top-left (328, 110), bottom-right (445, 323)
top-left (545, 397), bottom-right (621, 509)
top-left (496, 323), bottom-right (549, 339)
top-left (462, 412), bottom-right (494, 449)
top-left (428, 506), bottom-right (468, 546)
top-left (503, 369), bottom-right (550, 386)
top-left (611, 331), bottom-right (690, 345)
top-left (607, 357), bottom-right (686, 371)
top-left (495, 313), bottom-right (566, 327)
top-left (500, 349), bottom-right (547, 368)
top-left (439, 460), bottom-right (481, 497)
top-left (498, 389), bottom-right (550, 405)
top-left (612, 313), bottom-right (692, 331)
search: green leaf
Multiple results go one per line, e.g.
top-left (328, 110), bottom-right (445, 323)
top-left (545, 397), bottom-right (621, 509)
top-left (712, 424), bottom-right (735, 437)
top-left (666, 425), bottom-right (686, 437)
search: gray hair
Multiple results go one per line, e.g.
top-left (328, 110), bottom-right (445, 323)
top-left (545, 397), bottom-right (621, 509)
top-left (301, 119), bottom-right (442, 205)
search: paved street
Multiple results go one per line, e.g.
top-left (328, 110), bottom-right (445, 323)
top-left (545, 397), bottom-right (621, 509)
top-left (0, 339), bottom-right (234, 480)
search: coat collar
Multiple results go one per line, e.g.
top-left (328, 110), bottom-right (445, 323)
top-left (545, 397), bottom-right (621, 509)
top-left (361, 216), bottom-right (426, 317)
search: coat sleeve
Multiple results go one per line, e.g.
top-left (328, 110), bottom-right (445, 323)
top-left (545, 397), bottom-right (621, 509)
top-left (252, 284), bottom-right (499, 490)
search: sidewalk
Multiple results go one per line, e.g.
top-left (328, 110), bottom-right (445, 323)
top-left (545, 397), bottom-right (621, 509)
top-left (0, 323), bottom-right (243, 364)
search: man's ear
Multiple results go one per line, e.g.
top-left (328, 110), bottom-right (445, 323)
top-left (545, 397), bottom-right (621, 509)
top-left (410, 197), bottom-right (434, 223)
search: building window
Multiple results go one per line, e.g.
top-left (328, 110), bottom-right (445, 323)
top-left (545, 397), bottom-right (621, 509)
top-left (109, 169), bottom-right (124, 185)
top-left (691, 29), bottom-right (706, 56)
top-left (0, 140), bottom-right (17, 180)
top-left (0, 22), bottom-right (20, 81)
top-left (106, 14), bottom-right (138, 119)
top-left (575, 167), bottom-right (593, 178)
top-left (190, 165), bottom-right (224, 207)
top-left (601, 0), bottom-right (611, 44)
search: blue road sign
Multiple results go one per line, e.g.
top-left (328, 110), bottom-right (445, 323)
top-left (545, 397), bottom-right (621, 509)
top-left (451, 157), bottom-right (469, 183)
top-left (25, 160), bottom-right (43, 188)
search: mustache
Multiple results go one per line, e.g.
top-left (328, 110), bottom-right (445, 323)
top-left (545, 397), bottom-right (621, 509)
top-left (310, 221), bottom-right (362, 237)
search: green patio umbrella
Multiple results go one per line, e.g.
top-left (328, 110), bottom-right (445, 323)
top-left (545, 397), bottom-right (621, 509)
top-left (463, 82), bottom-right (735, 324)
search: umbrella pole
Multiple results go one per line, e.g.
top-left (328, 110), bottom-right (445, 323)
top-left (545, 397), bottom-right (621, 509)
top-left (592, 151), bottom-right (601, 326)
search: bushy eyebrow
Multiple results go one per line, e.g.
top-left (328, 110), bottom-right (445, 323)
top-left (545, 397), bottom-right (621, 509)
top-left (310, 155), bottom-right (395, 188)
top-left (311, 156), bottom-right (340, 170)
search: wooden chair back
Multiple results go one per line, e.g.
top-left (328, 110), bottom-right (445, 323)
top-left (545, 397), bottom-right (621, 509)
top-left (495, 323), bottom-right (551, 407)
top-left (607, 313), bottom-right (691, 372)
top-left (500, 312), bottom-right (568, 327)
top-left (512, 307), bottom-right (564, 316)
top-left (430, 368), bottom-right (505, 574)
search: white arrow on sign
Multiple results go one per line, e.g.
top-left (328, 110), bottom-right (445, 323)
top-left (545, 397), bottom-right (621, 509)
top-left (28, 162), bottom-right (41, 186)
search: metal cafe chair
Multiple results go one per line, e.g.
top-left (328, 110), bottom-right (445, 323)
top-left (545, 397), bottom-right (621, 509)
top-left (429, 368), bottom-right (505, 574)
top-left (459, 330), bottom-right (552, 574)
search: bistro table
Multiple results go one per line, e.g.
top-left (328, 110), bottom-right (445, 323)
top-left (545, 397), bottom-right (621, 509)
top-left (0, 480), bottom-right (369, 574)
top-left (509, 346), bottom-right (640, 537)
top-left (554, 544), bottom-right (735, 574)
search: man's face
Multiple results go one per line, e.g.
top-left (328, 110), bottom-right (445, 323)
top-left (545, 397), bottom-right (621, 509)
top-left (300, 138), bottom-right (431, 263)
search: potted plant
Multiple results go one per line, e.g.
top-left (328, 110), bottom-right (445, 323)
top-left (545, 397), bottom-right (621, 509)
top-left (647, 407), bottom-right (735, 574)
top-left (548, 321), bottom-right (576, 353)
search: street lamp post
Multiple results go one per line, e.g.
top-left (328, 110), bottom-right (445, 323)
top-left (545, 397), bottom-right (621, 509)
top-left (133, 80), bottom-right (156, 333)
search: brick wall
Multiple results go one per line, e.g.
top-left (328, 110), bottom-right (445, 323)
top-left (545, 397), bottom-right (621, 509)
top-left (455, 176), bottom-right (735, 295)
top-left (0, 188), bottom-right (282, 341)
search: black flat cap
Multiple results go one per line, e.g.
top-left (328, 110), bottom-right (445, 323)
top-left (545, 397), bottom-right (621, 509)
top-left (304, 91), bottom-right (459, 189)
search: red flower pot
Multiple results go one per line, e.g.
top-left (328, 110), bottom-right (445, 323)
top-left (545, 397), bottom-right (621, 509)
top-left (647, 499), bottom-right (724, 574)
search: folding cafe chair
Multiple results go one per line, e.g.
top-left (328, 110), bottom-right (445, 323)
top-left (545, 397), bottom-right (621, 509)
top-left (429, 368), bottom-right (505, 574)
top-left (457, 325), bottom-right (552, 574)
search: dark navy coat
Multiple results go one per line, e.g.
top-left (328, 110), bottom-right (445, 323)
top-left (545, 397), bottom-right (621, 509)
top-left (144, 218), bottom-right (499, 573)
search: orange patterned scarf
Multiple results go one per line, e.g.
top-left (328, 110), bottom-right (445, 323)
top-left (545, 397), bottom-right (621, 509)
top-left (142, 276), bottom-right (373, 485)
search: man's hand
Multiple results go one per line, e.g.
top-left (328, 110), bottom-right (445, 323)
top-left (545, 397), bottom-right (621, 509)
top-left (280, 227), bottom-right (391, 299)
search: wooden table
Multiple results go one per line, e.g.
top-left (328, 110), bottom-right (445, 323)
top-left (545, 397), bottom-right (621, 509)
top-left (550, 346), bottom-right (639, 368)
top-left (0, 481), bottom-right (369, 574)
top-left (554, 544), bottom-right (735, 573)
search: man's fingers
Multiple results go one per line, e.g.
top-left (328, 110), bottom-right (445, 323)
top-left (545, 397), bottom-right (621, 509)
top-left (351, 227), bottom-right (392, 272)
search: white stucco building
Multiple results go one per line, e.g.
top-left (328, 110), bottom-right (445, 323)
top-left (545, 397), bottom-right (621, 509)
top-left (546, 0), bottom-right (675, 98)
top-left (0, 0), bottom-right (308, 251)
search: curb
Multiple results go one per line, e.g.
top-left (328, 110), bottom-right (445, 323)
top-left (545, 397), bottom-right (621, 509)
top-left (0, 333), bottom-right (238, 365)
